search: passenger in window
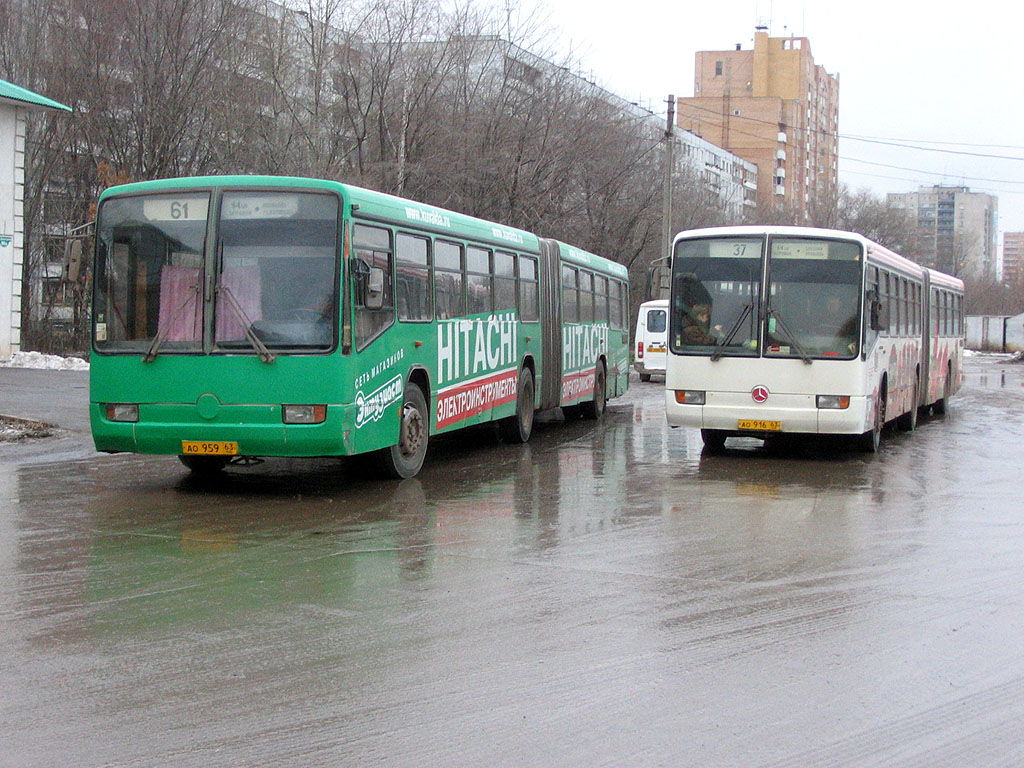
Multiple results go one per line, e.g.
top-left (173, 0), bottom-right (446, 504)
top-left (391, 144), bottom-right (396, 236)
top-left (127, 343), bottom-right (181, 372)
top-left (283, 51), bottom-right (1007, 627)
top-left (680, 303), bottom-right (717, 345)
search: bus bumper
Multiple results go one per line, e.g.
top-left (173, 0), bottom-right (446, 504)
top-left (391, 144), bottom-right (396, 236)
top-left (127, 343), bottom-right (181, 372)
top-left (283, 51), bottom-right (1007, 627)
top-left (90, 402), bottom-right (361, 457)
top-left (665, 392), bottom-right (871, 436)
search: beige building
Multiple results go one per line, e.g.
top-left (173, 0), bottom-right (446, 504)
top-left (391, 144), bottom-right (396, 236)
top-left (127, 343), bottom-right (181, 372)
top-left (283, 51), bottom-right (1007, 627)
top-left (676, 29), bottom-right (839, 221)
top-left (887, 185), bottom-right (998, 278)
top-left (1002, 232), bottom-right (1024, 285)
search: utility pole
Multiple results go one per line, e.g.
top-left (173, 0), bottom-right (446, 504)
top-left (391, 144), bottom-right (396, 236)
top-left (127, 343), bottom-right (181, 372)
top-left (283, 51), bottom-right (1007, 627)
top-left (661, 94), bottom-right (675, 262)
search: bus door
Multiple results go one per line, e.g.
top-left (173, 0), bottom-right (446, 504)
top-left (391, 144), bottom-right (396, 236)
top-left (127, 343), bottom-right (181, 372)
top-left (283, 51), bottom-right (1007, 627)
top-left (537, 238), bottom-right (563, 410)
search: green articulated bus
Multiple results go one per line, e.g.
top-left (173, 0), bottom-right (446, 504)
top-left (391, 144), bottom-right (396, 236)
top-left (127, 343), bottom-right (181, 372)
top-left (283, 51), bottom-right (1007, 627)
top-left (90, 176), bottom-right (630, 478)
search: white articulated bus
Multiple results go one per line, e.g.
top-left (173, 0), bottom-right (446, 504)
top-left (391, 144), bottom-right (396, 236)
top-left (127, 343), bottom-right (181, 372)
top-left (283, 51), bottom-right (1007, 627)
top-left (662, 226), bottom-right (964, 453)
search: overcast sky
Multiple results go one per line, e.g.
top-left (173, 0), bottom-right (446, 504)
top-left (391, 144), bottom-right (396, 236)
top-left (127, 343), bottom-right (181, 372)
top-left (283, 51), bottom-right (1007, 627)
top-left (518, 0), bottom-right (1024, 238)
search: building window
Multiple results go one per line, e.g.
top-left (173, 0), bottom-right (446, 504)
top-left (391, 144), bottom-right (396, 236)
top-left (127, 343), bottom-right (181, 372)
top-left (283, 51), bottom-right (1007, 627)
top-left (715, 61), bottom-right (723, 76)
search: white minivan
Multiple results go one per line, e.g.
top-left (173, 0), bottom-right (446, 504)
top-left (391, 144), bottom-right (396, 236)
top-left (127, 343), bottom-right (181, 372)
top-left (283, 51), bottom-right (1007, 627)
top-left (633, 299), bottom-right (669, 381)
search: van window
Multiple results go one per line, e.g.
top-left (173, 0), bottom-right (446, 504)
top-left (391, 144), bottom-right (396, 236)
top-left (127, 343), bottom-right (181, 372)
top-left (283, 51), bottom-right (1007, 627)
top-left (647, 308), bottom-right (667, 334)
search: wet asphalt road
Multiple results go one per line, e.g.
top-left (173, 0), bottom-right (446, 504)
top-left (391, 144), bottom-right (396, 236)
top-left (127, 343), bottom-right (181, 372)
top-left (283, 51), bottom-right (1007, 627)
top-left (2, 356), bottom-right (1024, 766)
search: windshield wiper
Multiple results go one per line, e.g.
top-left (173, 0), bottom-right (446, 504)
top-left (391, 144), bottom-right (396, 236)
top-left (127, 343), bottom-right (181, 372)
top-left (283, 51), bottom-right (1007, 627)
top-left (711, 303), bottom-right (752, 361)
top-left (767, 307), bottom-right (812, 365)
top-left (217, 283), bottom-right (276, 363)
top-left (142, 280), bottom-right (200, 363)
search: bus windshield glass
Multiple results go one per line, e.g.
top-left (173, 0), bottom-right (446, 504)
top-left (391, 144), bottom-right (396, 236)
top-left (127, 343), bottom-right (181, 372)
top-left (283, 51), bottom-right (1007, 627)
top-left (215, 192), bottom-right (339, 352)
top-left (765, 238), bottom-right (863, 360)
top-left (94, 193), bottom-right (211, 354)
top-left (670, 237), bottom-right (762, 357)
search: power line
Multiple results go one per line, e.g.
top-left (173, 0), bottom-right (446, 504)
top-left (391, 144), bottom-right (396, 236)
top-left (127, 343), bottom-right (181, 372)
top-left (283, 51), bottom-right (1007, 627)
top-left (842, 156), bottom-right (1024, 186)
top-left (841, 136), bottom-right (1024, 162)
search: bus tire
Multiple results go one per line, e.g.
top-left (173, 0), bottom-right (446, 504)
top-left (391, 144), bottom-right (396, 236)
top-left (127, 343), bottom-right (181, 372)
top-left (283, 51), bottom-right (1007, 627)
top-left (934, 370), bottom-right (951, 415)
top-left (639, 372), bottom-right (652, 382)
top-left (581, 363), bottom-right (607, 419)
top-left (701, 429), bottom-right (727, 454)
top-left (179, 455), bottom-right (229, 476)
top-left (897, 378), bottom-right (918, 431)
top-left (858, 395), bottom-right (884, 453)
top-left (498, 368), bottom-right (535, 444)
top-left (378, 383), bottom-right (429, 479)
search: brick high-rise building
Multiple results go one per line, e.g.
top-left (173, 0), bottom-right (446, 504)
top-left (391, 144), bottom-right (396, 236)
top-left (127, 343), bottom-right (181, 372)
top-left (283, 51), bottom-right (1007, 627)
top-left (676, 29), bottom-right (839, 222)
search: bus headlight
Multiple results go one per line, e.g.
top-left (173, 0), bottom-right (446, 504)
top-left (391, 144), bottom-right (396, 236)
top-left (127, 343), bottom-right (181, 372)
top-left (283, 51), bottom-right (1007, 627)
top-left (816, 395), bottom-right (850, 410)
top-left (674, 390), bottom-right (705, 405)
top-left (104, 403), bottom-right (139, 422)
top-left (282, 405), bottom-right (327, 424)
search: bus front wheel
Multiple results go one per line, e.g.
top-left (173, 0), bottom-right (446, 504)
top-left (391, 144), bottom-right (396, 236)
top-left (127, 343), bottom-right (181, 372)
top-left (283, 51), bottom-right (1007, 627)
top-left (858, 396), bottom-right (884, 453)
top-left (701, 429), bottom-right (727, 454)
top-left (498, 368), bottom-right (535, 444)
top-left (379, 384), bottom-right (429, 479)
top-left (179, 455), bottom-right (229, 476)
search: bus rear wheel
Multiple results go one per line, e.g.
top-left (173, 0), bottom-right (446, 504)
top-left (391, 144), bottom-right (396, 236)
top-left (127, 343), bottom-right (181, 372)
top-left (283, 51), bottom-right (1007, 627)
top-left (934, 371), bottom-right (951, 415)
top-left (581, 363), bottom-right (607, 419)
top-left (897, 379), bottom-right (919, 431)
top-left (498, 368), bottom-right (535, 444)
top-left (378, 383), bottom-right (429, 479)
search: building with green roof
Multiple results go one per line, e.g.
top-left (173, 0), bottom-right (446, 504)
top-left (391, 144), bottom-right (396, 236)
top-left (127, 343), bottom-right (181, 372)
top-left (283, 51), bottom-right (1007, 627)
top-left (1, 79), bottom-right (71, 359)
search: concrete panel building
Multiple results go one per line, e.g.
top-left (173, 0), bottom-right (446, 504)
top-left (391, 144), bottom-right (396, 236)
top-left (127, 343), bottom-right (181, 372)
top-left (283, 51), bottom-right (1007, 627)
top-left (676, 29), bottom-right (839, 222)
top-left (0, 79), bottom-right (71, 359)
top-left (887, 185), bottom-right (998, 278)
top-left (1001, 232), bottom-right (1024, 285)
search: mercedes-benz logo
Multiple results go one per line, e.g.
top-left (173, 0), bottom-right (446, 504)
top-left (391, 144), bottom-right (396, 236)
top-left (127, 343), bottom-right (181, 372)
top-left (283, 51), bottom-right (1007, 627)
top-left (751, 386), bottom-right (769, 403)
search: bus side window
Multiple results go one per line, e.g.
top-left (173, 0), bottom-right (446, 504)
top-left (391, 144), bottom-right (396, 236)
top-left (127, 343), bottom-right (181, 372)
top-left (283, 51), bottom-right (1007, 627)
top-left (467, 246), bottom-right (492, 315)
top-left (435, 240), bottom-right (464, 320)
top-left (494, 251), bottom-right (516, 311)
top-left (608, 279), bottom-right (623, 330)
top-left (594, 275), bottom-right (609, 324)
top-left (396, 232), bottom-right (431, 322)
top-left (579, 270), bottom-right (594, 323)
top-left (519, 255), bottom-right (539, 322)
top-left (352, 224), bottom-right (395, 349)
top-left (562, 266), bottom-right (578, 323)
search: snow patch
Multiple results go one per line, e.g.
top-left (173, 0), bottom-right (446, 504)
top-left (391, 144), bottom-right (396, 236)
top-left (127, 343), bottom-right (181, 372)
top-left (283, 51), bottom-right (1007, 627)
top-left (0, 351), bottom-right (89, 370)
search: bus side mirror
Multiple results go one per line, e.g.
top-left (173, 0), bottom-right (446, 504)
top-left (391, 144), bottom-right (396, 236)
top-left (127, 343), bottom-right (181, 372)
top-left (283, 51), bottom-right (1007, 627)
top-left (646, 263), bottom-right (670, 301)
top-left (63, 239), bottom-right (83, 283)
top-left (366, 266), bottom-right (385, 309)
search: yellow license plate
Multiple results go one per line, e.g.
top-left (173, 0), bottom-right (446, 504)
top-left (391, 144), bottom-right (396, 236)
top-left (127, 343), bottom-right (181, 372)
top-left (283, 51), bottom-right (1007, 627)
top-left (737, 420), bottom-right (781, 431)
top-left (181, 441), bottom-right (238, 456)
top-left (647, 345), bottom-right (665, 353)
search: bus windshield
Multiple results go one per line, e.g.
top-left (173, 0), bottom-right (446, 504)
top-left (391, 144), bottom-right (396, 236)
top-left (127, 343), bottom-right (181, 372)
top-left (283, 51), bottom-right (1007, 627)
top-left (93, 190), bottom-right (340, 356)
top-left (94, 193), bottom-right (210, 355)
top-left (765, 238), bottom-right (862, 360)
top-left (670, 237), bottom-right (762, 357)
top-left (215, 192), bottom-right (339, 352)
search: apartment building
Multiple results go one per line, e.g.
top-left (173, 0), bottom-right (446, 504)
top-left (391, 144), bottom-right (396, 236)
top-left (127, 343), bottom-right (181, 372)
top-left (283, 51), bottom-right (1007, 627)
top-left (1002, 232), bottom-right (1024, 285)
top-left (887, 185), bottom-right (998, 278)
top-left (676, 29), bottom-right (839, 221)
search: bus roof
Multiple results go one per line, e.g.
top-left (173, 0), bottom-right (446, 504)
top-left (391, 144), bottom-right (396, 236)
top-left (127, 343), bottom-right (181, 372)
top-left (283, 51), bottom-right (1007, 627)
top-left (98, 175), bottom-right (543, 254)
top-left (554, 240), bottom-right (629, 279)
top-left (672, 224), bottom-right (962, 288)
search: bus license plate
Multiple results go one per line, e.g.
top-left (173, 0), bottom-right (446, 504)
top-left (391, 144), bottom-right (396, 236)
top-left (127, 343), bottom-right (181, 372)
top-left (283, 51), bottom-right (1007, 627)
top-left (181, 441), bottom-right (238, 456)
top-left (737, 420), bottom-right (781, 431)
top-left (647, 345), bottom-right (665, 353)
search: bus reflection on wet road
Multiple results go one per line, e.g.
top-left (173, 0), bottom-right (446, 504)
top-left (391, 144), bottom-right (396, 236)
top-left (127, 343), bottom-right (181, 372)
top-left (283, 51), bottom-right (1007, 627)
top-left (2, 355), bottom-right (1023, 766)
